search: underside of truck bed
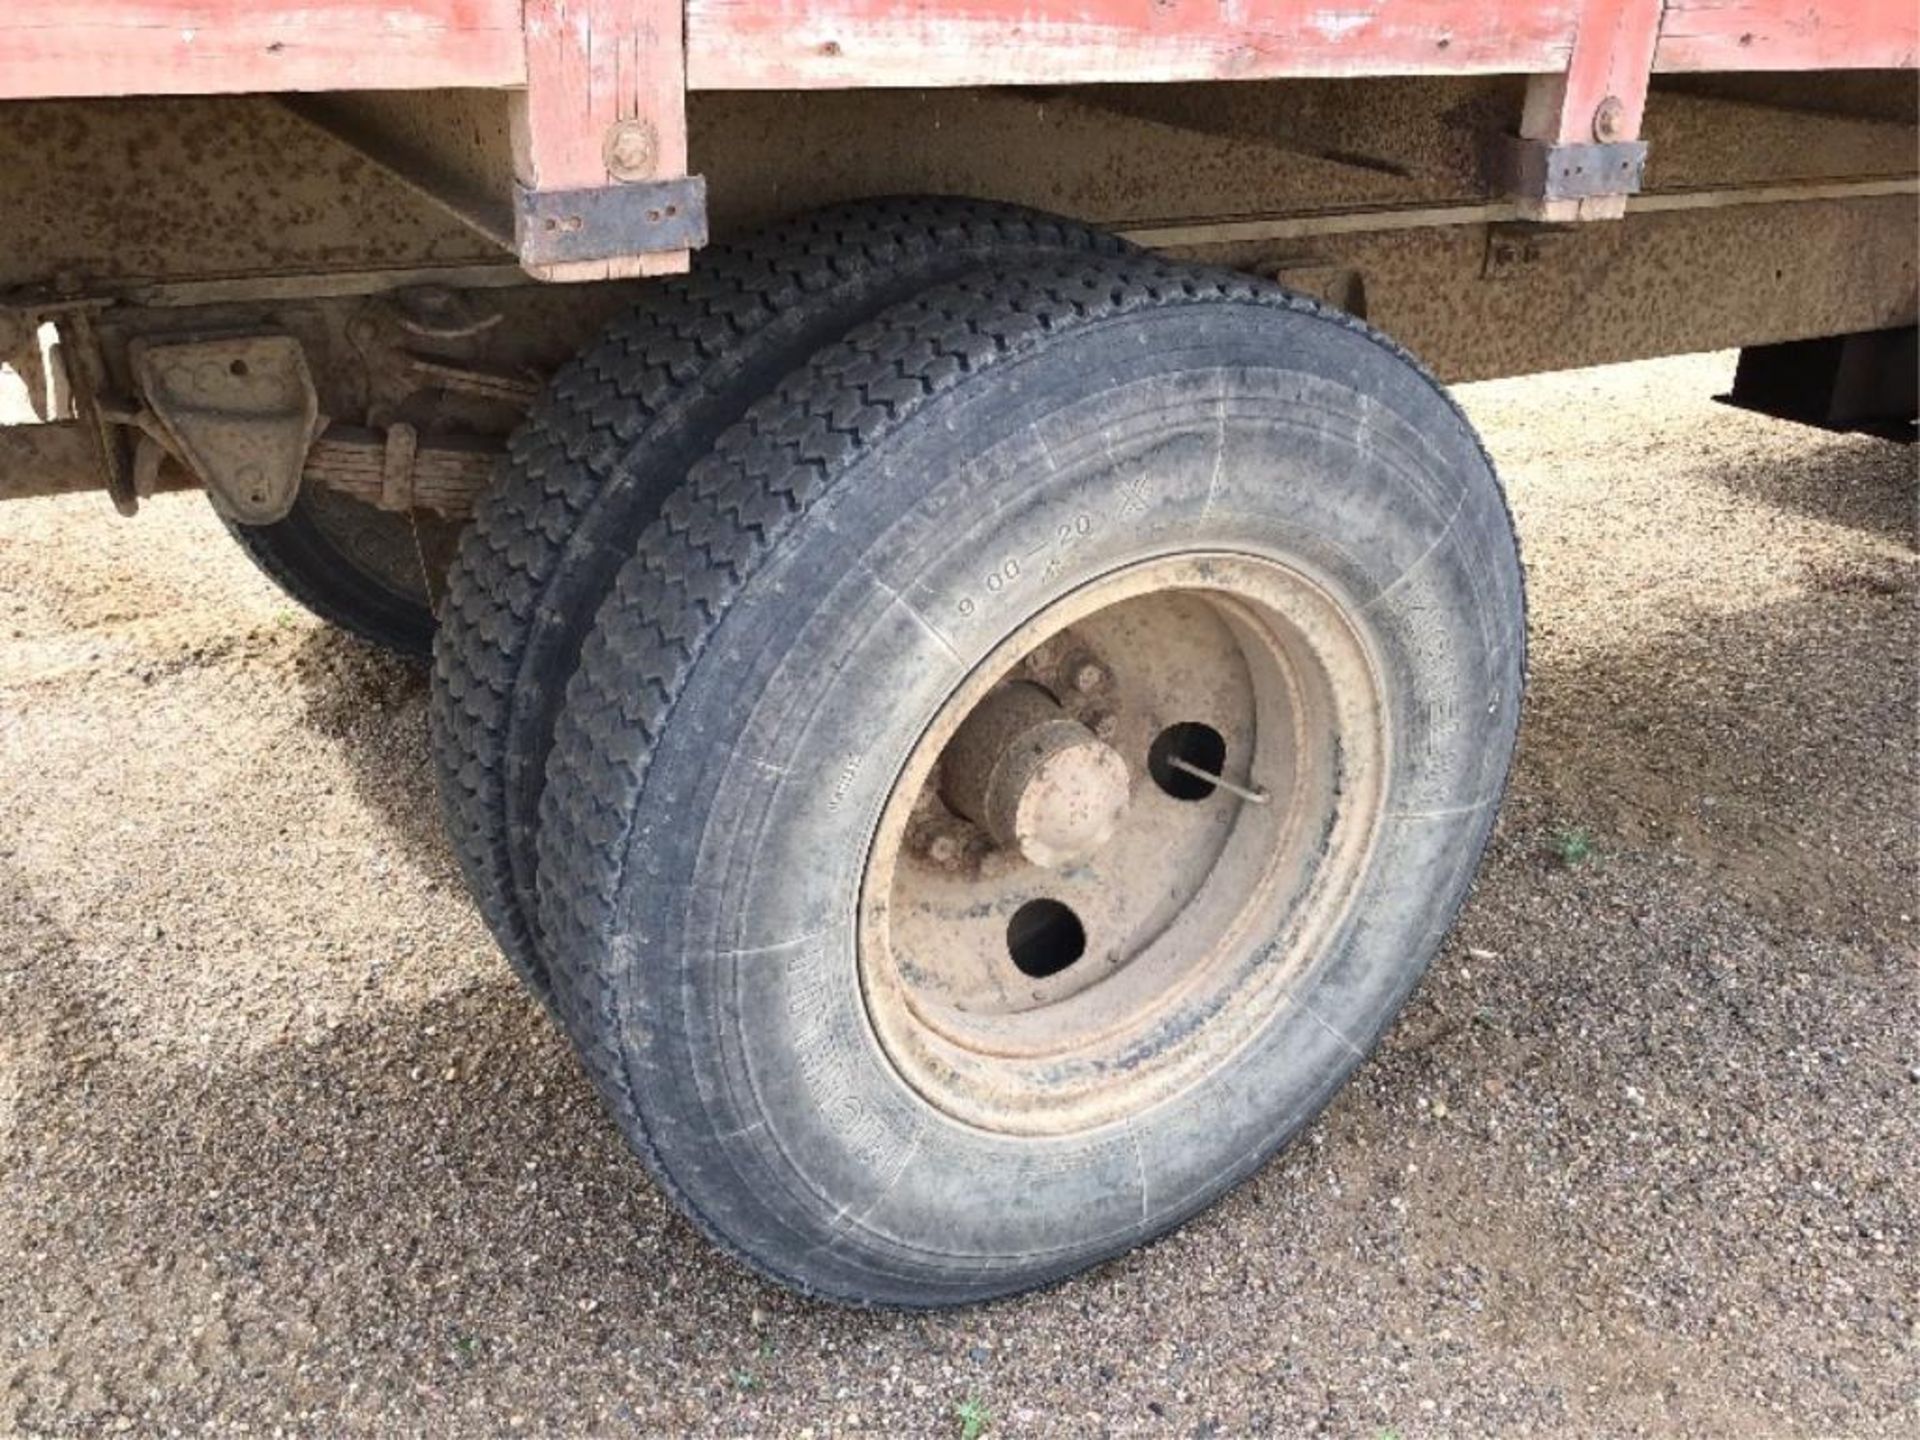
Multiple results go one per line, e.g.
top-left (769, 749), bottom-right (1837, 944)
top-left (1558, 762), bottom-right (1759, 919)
top-left (3, 74), bottom-right (1915, 510)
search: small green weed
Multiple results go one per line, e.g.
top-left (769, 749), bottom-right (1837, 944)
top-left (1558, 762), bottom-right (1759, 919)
top-left (955, 1395), bottom-right (991, 1440)
top-left (1549, 824), bottom-right (1596, 868)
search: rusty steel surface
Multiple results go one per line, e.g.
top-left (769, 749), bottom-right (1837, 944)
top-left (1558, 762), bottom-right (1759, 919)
top-left (0, 74), bottom-right (1913, 508)
top-left (859, 555), bottom-right (1387, 1137)
top-left (277, 95), bottom-right (517, 252)
top-left (0, 99), bottom-right (501, 295)
top-left (1178, 191), bottom-right (1919, 383)
top-left (6, 78), bottom-right (1911, 298)
top-left (2, 0), bottom-right (1909, 276)
top-left (5, 188), bottom-right (1911, 508)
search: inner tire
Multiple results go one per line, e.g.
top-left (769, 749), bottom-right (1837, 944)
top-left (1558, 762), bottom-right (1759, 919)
top-left (538, 257), bottom-right (1526, 1306)
top-left (430, 197), bottom-right (1132, 1001)
top-left (226, 485), bottom-right (444, 658)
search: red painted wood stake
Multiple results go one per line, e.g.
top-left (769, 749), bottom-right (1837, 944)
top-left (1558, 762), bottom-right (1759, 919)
top-left (1516, 0), bottom-right (1663, 220)
top-left (511, 0), bottom-right (692, 280)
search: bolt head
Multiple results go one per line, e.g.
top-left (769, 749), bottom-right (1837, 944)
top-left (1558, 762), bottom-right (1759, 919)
top-left (603, 120), bottom-right (658, 182)
top-left (1592, 96), bottom-right (1627, 144)
top-left (1072, 661), bottom-right (1107, 694)
top-left (927, 833), bottom-right (962, 868)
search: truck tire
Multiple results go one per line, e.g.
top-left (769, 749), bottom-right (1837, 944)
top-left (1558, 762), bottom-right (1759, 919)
top-left (226, 485), bottom-right (444, 658)
top-left (430, 198), bottom-right (1131, 1001)
top-left (536, 257), bottom-right (1526, 1305)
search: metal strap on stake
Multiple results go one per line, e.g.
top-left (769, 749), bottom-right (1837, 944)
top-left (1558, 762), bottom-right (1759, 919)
top-left (513, 177), bottom-right (708, 268)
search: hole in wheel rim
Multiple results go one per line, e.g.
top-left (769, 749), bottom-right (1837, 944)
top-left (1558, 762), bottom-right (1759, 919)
top-left (1147, 721), bottom-right (1227, 800)
top-left (1007, 899), bottom-right (1086, 977)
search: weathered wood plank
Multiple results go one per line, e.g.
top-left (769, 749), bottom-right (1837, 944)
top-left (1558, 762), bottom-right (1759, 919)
top-left (6, 0), bottom-right (1913, 106)
top-left (684, 0), bottom-right (1587, 90)
top-left (1523, 0), bottom-right (1662, 145)
top-left (0, 1), bottom-right (526, 99)
top-left (1654, 0), bottom-right (1918, 72)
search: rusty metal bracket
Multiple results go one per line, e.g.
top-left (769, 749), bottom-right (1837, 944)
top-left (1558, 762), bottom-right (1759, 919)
top-left (1480, 222), bottom-right (1571, 280)
top-left (129, 335), bottom-right (321, 525)
top-left (55, 307), bottom-right (141, 516)
top-left (512, 177), bottom-right (708, 269)
top-left (1491, 135), bottom-right (1648, 204)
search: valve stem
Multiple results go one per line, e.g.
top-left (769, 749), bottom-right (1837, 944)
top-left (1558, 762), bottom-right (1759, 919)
top-left (1167, 756), bottom-right (1270, 805)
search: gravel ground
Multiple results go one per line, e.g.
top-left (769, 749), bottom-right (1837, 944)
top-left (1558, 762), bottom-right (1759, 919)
top-left (1, 351), bottom-right (1915, 1438)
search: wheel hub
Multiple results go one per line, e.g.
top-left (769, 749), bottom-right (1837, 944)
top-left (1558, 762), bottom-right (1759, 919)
top-left (940, 681), bottom-right (1132, 869)
top-left (859, 553), bottom-right (1387, 1136)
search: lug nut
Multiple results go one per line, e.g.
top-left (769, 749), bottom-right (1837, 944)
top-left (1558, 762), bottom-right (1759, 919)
top-left (926, 832), bottom-right (963, 869)
top-left (1072, 661), bottom-right (1107, 694)
top-left (978, 849), bottom-right (1019, 880)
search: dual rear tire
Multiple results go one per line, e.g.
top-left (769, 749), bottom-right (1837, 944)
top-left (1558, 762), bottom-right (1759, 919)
top-left (432, 204), bottom-right (1525, 1305)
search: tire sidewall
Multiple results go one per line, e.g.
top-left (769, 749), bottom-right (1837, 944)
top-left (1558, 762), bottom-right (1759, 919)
top-left (610, 302), bottom-right (1523, 1302)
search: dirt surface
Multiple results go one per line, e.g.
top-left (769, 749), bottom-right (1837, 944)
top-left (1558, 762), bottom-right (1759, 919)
top-left (2, 352), bottom-right (1916, 1437)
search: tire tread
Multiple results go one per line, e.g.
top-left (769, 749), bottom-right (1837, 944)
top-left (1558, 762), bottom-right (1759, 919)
top-left (430, 200), bottom-right (1132, 999)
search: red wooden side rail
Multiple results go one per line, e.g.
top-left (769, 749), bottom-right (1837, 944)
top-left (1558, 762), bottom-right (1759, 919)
top-left (6, 0), bottom-right (1912, 99)
top-left (0, 0), bottom-right (530, 97)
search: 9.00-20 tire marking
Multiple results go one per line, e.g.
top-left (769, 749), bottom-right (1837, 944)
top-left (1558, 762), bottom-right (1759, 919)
top-left (954, 510), bottom-right (1095, 618)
